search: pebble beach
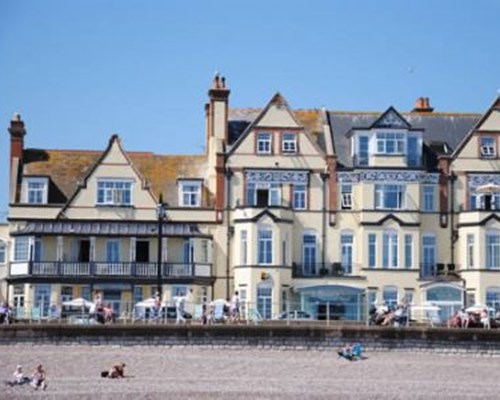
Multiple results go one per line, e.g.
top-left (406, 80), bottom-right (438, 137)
top-left (1, 344), bottom-right (499, 399)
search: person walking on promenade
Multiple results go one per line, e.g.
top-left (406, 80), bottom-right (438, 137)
top-left (230, 291), bottom-right (241, 323)
top-left (175, 294), bottom-right (186, 324)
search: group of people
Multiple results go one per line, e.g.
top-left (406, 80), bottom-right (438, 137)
top-left (369, 303), bottom-right (409, 327)
top-left (448, 307), bottom-right (493, 329)
top-left (6, 361), bottom-right (128, 391)
top-left (5, 364), bottom-right (46, 390)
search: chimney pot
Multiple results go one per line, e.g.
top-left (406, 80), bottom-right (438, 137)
top-left (412, 97), bottom-right (434, 113)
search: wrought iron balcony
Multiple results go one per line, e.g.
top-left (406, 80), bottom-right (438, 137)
top-left (419, 263), bottom-right (455, 279)
top-left (292, 262), bottom-right (354, 278)
top-left (10, 261), bottom-right (212, 279)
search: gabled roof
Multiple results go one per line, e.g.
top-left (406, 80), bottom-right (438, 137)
top-left (228, 104), bottom-right (327, 153)
top-left (22, 138), bottom-right (209, 209)
top-left (451, 96), bottom-right (500, 159)
top-left (327, 110), bottom-right (480, 168)
top-left (369, 106), bottom-right (412, 130)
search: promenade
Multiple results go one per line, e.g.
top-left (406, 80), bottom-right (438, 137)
top-left (1, 344), bottom-right (499, 399)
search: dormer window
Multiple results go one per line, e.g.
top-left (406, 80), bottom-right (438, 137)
top-left (179, 180), bottom-right (202, 207)
top-left (282, 133), bottom-right (297, 154)
top-left (97, 179), bottom-right (133, 206)
top-left (376, 132), bottom-right (405, 154)
top-left (480, 137), bottom-right (496, 158)
top-left (257, 132), bottom-right (272, 154)
top-left (24, 177), bottom-right (48, 204)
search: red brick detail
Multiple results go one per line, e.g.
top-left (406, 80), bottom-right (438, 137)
top-left (327, 157), bottom-right (337, 212)
top-left (438, 157), bottom-right (450, 213)
top-left (215, 154), bottom-right (226, 211)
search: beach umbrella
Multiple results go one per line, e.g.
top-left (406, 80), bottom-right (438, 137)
top-left (62, 298), bottom-right (94, 308)
top-left (475, 183), bottom-right (500, 194)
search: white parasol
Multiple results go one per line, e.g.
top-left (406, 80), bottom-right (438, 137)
top-left (62, 298), bottom-right (94, 308)
top-left (475, 183), bottom-right (500, 194)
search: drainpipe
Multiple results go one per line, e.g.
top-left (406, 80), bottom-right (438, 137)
top-left (450, 172), bottom-right (457, 266)
top-left (320, 172), bottom-right (328, 270)
top-left (225, 167), bottom-right (233, 301)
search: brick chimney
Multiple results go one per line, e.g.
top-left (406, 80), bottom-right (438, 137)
top-left (206, 74), bottom-right (230, 216)
top-left (412, 97), bottom-right (434, 113)
top-left (8, 113), bottom-right (26, 203)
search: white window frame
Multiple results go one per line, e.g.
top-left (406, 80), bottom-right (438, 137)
top-left (382, 230), bottom-right (398, 269)
top-left (340, 232), bottom-right (354, 274)
top-left (282, 133), bottom-right (297, 154)
top-left (341, 185), bottom-right (353, 210)
top-left (368, 233), bottom-right (376, 268)
top-left (0, 240), bottom-right (6, 264)
top-left (383, 286), bottom-right (399, 309)
top-left (376, 132), bottom-right (406, 155)
top-left (466, 234), bottom-right (474, 269)
top-left (247, 182), bottom-right (281, 207)
top-left (356, 134), bottom-right (370, 166)
top-left (293, 184), bottom-right (307, 209)
top-left (240, 230), bottom-right (248, 266)
top-left (24, 177), bottom-right (48, 204)
top-left (179, 180), bottom-right (202, 207)
top-left (302, 231), bottom-right (317, 275)
top-left (422, 185), bottom-right (435, 212)
top-left (14, 237), bottom-right (30, 262)
top-left (97, 179), bottom-right (133, 206)
top-left (404, 234), bottom-right (413, 269)
top-left (486, 230), bottom-right (500, 270)
top-left (257, 132), bottom-right (272, 154)
top-left (480, 137), bottom-right (496, 158)
top-left (258, 227), bottom-right (273, 265)
top-left (375, 184), bottom-right (406, 209)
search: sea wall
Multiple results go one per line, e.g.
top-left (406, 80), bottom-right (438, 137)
top-left (1, 324), bottom-right (500, 355)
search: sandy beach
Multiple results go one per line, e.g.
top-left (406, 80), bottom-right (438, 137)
top-left (0, 344), bottom-right (498, 399)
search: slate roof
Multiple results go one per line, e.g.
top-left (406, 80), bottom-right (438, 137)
top-left (23, 149), bottom-right (209, 207)
top-left (327, 111), bottom-right (481, 169)
top-left (228, 108), bottom-right (326, 152)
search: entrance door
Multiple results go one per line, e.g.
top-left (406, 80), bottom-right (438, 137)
top-left (34, 284), bottom-right (51, 319)
top-left (102, 290), bottom-right (122, 316)
top-left (422, 235), bottom-right (436, 276)
top-left (136, 241), bottom-right (150, 262)
top-left (78, 240), bottom-right (90, 262)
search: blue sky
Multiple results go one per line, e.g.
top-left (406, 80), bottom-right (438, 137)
top-left (1, 1), bottom-right (500, 219)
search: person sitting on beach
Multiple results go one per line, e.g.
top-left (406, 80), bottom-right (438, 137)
top-left (5, 365), bottom-right (30, 386)
top-left (109, 363), bottom-right (126, 379)
top-left (338, 343), bottom-right (353, 360)
top-left (30, 364), bottom-right (47, 390)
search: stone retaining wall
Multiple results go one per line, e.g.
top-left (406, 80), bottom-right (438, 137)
top-left (1, 324), bottom-right (500, 355)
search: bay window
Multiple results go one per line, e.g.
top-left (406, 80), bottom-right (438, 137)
top-left (376, 132), bottom-right (405, 154)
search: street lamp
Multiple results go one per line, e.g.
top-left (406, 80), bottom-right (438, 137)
top-left (156, 194), bottom-right (167, 299)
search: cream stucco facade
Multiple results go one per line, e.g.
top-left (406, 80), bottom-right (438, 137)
top-left (4, 77), bottom-right (500, 323)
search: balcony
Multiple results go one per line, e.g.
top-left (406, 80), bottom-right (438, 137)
top-left (10, 261), bottom-right (213, 279)
top-left (292, 262), bottom-right (357, 278)
top-left (419, 263), bottom-right (456, 279)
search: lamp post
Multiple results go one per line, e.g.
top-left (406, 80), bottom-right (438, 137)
top-left (156, 194), bottom-right (167, 299)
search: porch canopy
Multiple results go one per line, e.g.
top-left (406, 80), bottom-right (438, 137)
top-left (11, 221), bottom-right (211, 238)
top-left (294, 284), bottom-right (366, 321)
